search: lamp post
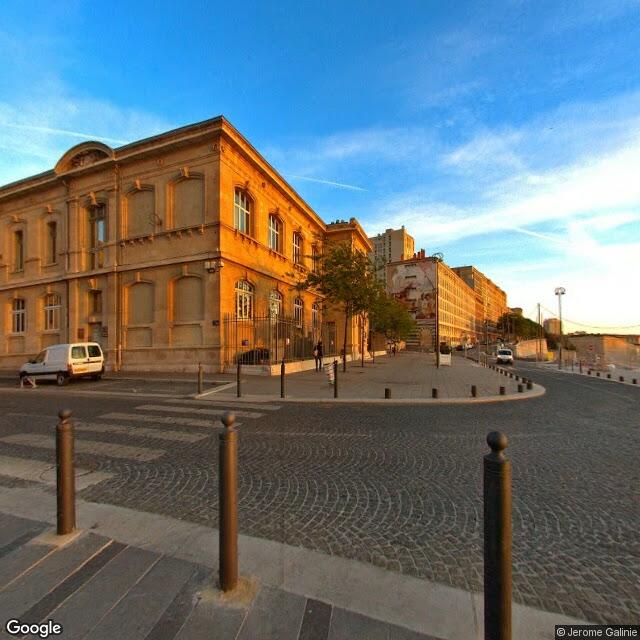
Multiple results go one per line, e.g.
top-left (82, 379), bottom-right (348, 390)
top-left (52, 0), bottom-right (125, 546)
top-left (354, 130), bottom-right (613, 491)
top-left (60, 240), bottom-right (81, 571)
top-left (555, 287), bottom-right (565, 370)
top-left (431, 252), bottom-right (443, 368)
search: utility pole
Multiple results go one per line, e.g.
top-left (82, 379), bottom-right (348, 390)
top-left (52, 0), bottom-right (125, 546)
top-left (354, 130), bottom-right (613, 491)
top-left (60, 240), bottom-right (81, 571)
top-left (537, 303), bottom-right (542, 362)
top-left (555, 287), bottom-right (566, 370)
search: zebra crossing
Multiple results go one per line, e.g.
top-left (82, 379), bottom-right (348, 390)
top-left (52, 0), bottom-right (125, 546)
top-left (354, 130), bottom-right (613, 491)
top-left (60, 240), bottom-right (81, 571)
top-left (0, 400), bottom-right (279, 488)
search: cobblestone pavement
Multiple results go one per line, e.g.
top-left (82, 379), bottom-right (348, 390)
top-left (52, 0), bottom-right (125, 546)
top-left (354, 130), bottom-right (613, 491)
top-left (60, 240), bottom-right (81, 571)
top-left (0, 363), bottom-right (638, 625)
top-left (209, 351), bottom-right (526, 399)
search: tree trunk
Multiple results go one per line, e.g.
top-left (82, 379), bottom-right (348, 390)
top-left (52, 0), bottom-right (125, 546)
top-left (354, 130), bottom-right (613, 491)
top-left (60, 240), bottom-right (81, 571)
top-left (361, 315), bottom-right (365, 367)
top-left (343, 303), bottom-right (349, 372)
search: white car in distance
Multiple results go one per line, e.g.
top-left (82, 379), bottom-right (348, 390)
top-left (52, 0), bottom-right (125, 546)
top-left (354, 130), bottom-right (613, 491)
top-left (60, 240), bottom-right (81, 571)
top-left (496, 348), bottom-right (514, 365)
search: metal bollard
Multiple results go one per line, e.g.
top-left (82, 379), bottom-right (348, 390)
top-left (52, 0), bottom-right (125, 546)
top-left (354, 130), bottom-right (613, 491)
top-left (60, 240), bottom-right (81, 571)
top-left (633, 378), bottom-right (637, 385)
top-left (526, 380), bottom-right (533, 390)
top-left (471, 385), bottom-right (477, 398)
top-left (597, 372), bottom-right (601, 377)
top-left (619, 376), bottom-right (624, 382)
top-left (219, 412), bottom-right (238, 592)
top-left (587, 370), bottom-right (591, 375)
top-left (517, 384), bottom-right (523, 393)
top-left (579, 362), bottom-right (583, 374)
top-left (280, 359), bottom-right (285, 398)
top-left (432, 388), bottom-right (438, 399)
top-left (56, 409), bottom-right (76, 535)
top-left (236, 362), bottom-right (242, 398)
top-left (499, 386), bottom-right (505, 396)
top-left (515, 375), bottom-right (519, 382)
top-left (333, 360), bottom-right (338, 398)
top-left (484, 432), bottom-right (512, 640)
top-left (384, 387), bottom-right (391, 399)
top-left (197, 363), bottom-right (204, 395)
top-left (607, 373), bottom-right (611, 379)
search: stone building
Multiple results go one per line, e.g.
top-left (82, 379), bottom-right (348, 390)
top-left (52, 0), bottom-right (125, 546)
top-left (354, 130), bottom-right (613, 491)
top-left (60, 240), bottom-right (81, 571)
top-left (0, 117), bottom-right (371, 373)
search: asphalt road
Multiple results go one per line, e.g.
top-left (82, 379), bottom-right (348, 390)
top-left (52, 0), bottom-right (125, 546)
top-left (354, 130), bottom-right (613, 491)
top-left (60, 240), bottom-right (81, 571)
top-left (0, 363), bottom-right (638, 624)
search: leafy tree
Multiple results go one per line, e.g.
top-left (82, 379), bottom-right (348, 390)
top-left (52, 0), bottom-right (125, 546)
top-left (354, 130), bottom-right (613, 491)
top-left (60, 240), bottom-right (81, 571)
top-left (498, 313), bottom-right (545, 341)
top-left (297, 242), bottom-right (379, 371)
top-left (370, 290), bottom-right (416, 346)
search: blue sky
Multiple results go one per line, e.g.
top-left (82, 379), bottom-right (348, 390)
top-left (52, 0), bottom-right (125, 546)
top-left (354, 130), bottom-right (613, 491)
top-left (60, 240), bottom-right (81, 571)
top-left (1, 0), bottom-right (639, 332)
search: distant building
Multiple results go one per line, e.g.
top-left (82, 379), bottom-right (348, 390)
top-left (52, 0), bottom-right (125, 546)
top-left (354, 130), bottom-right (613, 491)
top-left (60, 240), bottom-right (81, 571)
top-left (510, 307), bottom-right (523, 316)
top-left (387, 250), bottom-right (477, 349)
top-left (569, 334), bottom-right (640, 370)
top-left (543, 318), bottom-right (562, 335)
top-left (451, 265), bottom-right (508, 342)
top-left (369, 226), bottom-right (415, 282)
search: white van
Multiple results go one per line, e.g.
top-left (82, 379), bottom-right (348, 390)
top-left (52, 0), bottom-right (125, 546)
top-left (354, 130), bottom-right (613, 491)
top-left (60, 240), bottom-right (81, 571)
top-left (20, 343), bottom-right (105, 386)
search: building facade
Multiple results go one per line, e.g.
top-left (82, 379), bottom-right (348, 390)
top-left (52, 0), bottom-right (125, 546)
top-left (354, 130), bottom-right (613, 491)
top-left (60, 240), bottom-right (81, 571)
top-left (567, 333), bottom-right (640, 370)
top-left (387, 251), bottom-right (477, 349)
top-left (369, 226), bottom-right (415, 281)
top-left (0, 117), bottom-right (369, 372)
top-left (451, 265), bottom-right (508, 342)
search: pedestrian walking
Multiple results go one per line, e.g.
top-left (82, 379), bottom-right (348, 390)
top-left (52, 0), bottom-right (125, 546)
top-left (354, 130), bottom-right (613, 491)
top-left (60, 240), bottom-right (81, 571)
top-left (392, 343), bottom-right (397, 356)
top-left (314, 341), bottom-right (324, 371)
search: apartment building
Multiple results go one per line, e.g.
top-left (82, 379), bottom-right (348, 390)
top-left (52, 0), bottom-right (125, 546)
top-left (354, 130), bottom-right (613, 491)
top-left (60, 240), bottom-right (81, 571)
top-left (369, 226), bottom-right (415, 281)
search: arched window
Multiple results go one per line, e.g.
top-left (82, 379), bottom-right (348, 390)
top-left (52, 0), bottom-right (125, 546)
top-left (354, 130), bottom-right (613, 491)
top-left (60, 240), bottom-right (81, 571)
top-left (12, 299), bottom-right (26, 333)
top-left (294, 297), bottom-right (304, 326)
top-left (43, 294), bottom-right (61, 331)
top-left (292, 232), bottom-right (303, 264)
top-left (235, 280), bottom-right (254, 319)
top-left (268, 214), bottom-right (282, 252)
top-left (234, 189), bottom-right (251, 235)
top-left (88, 203), bottom-right (106, 269)
top-left (127, 282), bottom-right (154, 325)
top-left (172, 177), bottom-right (203, 228)
top-left (269, 291), bottom-right (282, 317)
top-left (173, 276), bottom-right (203, 323)
top-left (126, 188), bottom-right (155, 237)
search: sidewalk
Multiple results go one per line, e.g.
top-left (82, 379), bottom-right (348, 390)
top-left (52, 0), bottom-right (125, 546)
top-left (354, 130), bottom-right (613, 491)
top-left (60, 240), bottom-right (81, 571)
top-left (199, 351), bottom-right (544, 403)
top-left (0, 491), bottom-right (588, 640)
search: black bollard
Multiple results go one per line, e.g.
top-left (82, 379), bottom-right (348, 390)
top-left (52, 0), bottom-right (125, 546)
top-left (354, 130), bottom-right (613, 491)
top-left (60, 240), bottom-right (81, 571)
top-left (432, 388), bottom-right (438, 399)
top-left (56, 409), bottom-right (76, 535)
top-left (619, 376), bottom-right (624, 382)
top-left (219, 412), bottom-right (238, 592)
top-left (597, 372), bottom-right (601, 377)
top-left (607, 373), bottom-right (611, 379)
top-left (197, 363), bottom-right (204, 395)
top-left (333, 360), bottom-right (338, 398)
top-left (236, 362), bottom-right (242, 398)
top-left (471, 385), bottom-right (477, 397)
top-left (384, 387), bottom-right (391, 399)
top-left (280, 359), bottom-right (285, 398)
top-left (517, 384), bottom-right (523, 393)
top-left (484, 432), bottom-right (512, 640)
top-left (633, 378), bottom-right (637, 385)
top-left (526, 380), bottom-right (533, 390)
top-left (499, 386), bottom-right (505, 396)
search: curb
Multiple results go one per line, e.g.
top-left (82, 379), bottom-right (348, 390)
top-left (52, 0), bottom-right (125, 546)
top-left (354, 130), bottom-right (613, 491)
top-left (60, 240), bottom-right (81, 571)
top-left (192, 384), bottom-right (546, 404)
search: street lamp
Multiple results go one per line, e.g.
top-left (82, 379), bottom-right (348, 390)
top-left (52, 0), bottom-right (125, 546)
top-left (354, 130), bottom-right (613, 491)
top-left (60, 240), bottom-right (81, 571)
top-left (555, 287), bottom-right (566, 369)
top-left (431, 252), bottom-right (444, 368)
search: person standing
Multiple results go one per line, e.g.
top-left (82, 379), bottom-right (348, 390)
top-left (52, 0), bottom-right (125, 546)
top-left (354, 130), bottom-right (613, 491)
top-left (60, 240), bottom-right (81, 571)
top-left (314, 341), bottom-right (324, 371)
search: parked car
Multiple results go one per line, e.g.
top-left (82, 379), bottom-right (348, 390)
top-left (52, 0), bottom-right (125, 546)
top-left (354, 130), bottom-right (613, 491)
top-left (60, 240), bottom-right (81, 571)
top-left (496, 348), bottom-right (514, 365)
top-left (236, 348), bottom-right (270, 365)
top-left (19, 342), bottom-right (105, 386)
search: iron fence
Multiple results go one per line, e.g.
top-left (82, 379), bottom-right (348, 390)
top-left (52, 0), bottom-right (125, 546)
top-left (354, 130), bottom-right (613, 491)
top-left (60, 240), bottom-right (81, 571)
top-left (223, 314), bottom-right (337, 366)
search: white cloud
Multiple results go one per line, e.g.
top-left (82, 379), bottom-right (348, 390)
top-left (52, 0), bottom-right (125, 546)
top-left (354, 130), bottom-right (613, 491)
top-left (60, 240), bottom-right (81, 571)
top-left (0, 90), bottom-right (172, 185)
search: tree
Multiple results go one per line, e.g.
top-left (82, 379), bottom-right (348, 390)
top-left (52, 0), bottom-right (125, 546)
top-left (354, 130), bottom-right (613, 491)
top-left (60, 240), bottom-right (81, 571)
top-left (297, 242), bottom-right (379, 371)
top-left (497, 313), bottom-right (545, 342)
top-left (370, 290), bottom-right (416, 346)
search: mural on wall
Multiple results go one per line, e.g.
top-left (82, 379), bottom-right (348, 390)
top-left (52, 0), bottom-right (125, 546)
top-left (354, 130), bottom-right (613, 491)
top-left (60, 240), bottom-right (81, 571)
top-left (387, 260), bottom-right (437, 320)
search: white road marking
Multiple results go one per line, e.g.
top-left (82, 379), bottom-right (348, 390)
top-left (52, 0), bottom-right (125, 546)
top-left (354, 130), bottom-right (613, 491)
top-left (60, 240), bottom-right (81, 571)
top-left (0, 455), bottom-right (112, 489)
top-left (161, 398), bottom-right (282, 411)
top-left (76, 422), bottom-right (209, 443)
top-left (0, 434), bottom-right (165, 462)
top-left (99, 412), bottom-right (213, 428)
top-left (135, 404), bottom-right (263, 419)
top-left (194, 382), bottom-right (236, 397)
